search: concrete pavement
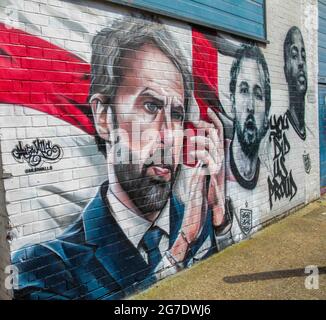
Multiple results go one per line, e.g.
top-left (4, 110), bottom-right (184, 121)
top-left (132, 195), bottom-right (326, 300)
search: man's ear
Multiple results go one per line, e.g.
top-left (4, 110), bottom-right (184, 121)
top-left (90, 93), bottom-right (112, 142)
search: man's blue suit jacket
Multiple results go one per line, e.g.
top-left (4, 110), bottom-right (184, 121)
top-left (12, 182), bottom-right (217, 300)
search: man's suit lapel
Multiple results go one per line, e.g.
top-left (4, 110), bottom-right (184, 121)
top-left (169, 194), bottom-right (185, 248)
top-left (82, 184), bottom-right (186, 294)
top-left (83, 183), bottom-right (153, 293)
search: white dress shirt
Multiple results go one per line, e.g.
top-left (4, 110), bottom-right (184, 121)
top-left (106, 185), bottom-right (178, 278)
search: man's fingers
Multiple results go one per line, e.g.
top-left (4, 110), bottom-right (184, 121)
top-left (190, 150), bottom-right (222, 176)
top-left (190, 135), bottom-right (219, 163)
top-left (207, 108), bottom-right (224, 140)
top-left (207, 127), bottom-right (219, 150)
top-left (206, 127), bottom-right (224, 155)
top-left (190, 136), bottom-right (223, 169)
top-left (191, 108), bottom-right (224, 143)
top-left (189, 173), bottom-right (205, 197)
top-left (190, 135), bottom-right (211, 150)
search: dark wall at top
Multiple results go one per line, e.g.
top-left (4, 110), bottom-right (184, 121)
top-left (110, 0), bottom-right (267, 41)
top-left (319, 0), bottom-right (326, 81)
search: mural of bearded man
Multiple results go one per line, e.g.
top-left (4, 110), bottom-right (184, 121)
top-left (12, 14), bottom-right (227, 300)
top-left (229, 44), bottom-right (271, 190)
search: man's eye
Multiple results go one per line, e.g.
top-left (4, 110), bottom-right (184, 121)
top-left (302, 50), bottom-right (306, 61)
top-left (255, 93), bottom-right (263, 101)
top-left (240, 87), bottom-right (249, 94)
top-left (171, 109), bottom-right (184, 121)
top-left (144, 102), bottom-right (160, 114)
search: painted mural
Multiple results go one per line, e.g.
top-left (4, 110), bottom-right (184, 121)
top-left (228, 44), bottom-right (271, 190)
top-left (284, 26), bottom-right (308, 141)
top-left (0, 1), bottom-right (312, 300)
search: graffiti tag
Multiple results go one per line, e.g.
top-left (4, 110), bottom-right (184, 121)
top-left (267, 114), bottom-right (298, 209)
top-left (12, 139), bottom-right (63, 168)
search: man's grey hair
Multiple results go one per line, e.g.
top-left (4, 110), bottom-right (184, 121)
top-left (89, 14), bottom-right (193, 155)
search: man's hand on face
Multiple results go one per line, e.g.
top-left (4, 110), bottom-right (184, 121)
top-left (169, 108), bottom-right (226, 265)
top-left (192, 108), bottom-right (226, 228)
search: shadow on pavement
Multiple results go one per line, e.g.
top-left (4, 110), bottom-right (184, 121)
top-left (223, 267), bottom-right (326, 283)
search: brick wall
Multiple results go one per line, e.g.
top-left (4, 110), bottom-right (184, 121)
top-left (0, 140), bottom-right (12, 300)
top-left (0, 0), bottom-right (319, 300)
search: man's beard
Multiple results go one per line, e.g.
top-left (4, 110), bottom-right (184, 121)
top-left (288, 72), bottom-right (307, 131)
top-left (235, 114), bottom-right (264, 161)
top-left (288, 69), bottom-right (307, 97)
top-left (295, 69), bottom-right (307, 96)
top-left (114, 150), bottom-right (177, 216)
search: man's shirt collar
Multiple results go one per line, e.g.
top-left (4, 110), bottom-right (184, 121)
top-left (106, 184), bottom-right (170, 249)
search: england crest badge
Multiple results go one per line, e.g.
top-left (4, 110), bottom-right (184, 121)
top-left (240, 209), bottom-right (252, 236)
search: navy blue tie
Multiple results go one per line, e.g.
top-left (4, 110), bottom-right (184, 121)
top-left (141, 226), bottom-right (164, 270)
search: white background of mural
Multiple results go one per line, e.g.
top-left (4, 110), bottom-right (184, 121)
top-left (0, 0), bottom-right (197, 251)
top-left (0, 0), bottom-right (320, 300)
